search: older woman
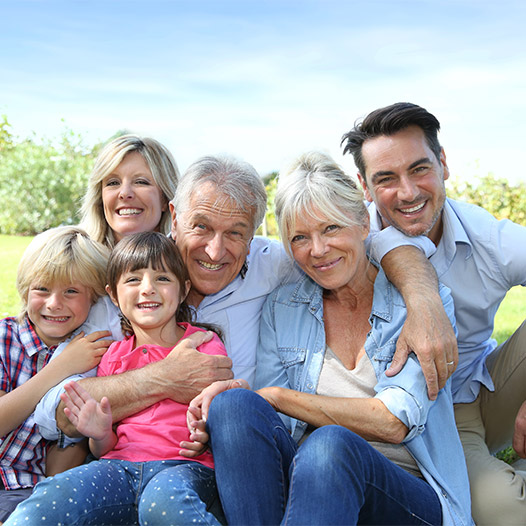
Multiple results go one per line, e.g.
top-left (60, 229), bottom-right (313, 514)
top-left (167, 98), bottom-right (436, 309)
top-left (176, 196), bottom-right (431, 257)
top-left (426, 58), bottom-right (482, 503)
top-left (191, 152), bottom-right (472, 525)
top-left (81, 134), bottom-right (179, 248)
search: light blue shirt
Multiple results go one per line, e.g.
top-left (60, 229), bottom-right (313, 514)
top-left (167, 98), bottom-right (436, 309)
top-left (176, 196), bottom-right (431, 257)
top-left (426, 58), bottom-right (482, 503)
top-left (190, 236), bottom-right (300, 384)
top-left (255, 270), bottom-right (472, 526)
top-left (370, 198), bottom-right (526, 403)
top-left (34, 236), bottom-right (300, 443)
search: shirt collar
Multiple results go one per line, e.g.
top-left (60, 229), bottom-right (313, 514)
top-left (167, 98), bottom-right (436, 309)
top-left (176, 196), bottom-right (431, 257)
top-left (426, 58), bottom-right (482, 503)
top-left (20, 316), bottom-right (52, 356)
top-left (439, 199), bottom-right (473, 260)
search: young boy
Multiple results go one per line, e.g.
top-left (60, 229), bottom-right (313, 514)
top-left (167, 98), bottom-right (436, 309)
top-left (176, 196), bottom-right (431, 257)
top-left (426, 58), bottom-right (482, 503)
top-left (0, 226), bottom-right (112, 522)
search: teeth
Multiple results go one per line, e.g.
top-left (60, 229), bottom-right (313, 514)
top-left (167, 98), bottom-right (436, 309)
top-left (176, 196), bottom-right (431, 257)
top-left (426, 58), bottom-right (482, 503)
top-left (199, 261), bottom-right (223, 270)
top-left (138, 303), bottom-right (160, 308)
top-left (118, 208), bottom-right (141, 216)
top-left (400, 202), bottom-right (425, 214)
top-left (43, 316), bottom-right (69, 322)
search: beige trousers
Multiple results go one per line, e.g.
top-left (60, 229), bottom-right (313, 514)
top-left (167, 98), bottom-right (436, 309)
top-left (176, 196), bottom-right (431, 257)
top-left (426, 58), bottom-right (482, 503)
top-left (455, 320), bottom-right (526, 525)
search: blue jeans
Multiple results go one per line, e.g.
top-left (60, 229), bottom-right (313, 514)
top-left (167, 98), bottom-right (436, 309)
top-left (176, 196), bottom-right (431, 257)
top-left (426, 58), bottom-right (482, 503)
top-left (5, 459), bottom-right (225, 525)
top-left (208, 389), bottom-right (443, 525)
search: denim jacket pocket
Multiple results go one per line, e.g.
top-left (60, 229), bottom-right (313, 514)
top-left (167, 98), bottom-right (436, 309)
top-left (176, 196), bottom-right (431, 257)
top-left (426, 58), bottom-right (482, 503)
top-left (278, 347), bottom-right (307, 368)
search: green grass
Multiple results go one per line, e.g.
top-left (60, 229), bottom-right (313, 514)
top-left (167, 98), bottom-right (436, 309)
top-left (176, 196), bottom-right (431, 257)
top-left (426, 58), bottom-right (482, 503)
top-left (0, 235), bottom-right (33, 318)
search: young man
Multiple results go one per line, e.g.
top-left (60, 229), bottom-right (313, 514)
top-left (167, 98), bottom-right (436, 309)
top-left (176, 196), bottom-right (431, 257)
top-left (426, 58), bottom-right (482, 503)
top-left (342, 102), bottom-right (526, 525)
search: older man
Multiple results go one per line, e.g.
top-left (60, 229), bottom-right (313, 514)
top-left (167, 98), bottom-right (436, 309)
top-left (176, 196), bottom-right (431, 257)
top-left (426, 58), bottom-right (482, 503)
top-left (36, 154), bottom-right (453, 442)
top-left (342, 102), bottom-right (526, 525)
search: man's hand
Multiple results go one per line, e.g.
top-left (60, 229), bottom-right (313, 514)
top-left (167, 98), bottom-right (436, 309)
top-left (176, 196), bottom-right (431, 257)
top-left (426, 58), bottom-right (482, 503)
top-left (160, 331), bottom-right (234, 403)
top-left (386, 297), bottom-right (458, 400)
top-left (56, 330), bottom-right (233, 436)
top-left (380, 245), bottom-right (458, 400)
top-left (513, 401), bottom-right (526, 458)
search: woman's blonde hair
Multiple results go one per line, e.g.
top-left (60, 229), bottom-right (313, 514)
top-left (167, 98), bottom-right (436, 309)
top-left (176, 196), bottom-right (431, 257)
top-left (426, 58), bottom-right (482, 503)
top-left (16, 226), bottom-right (110, 322)
top-left (80, 135), bottom-right (179, 248)
top-left (275, 151), bottom-right (368, 255)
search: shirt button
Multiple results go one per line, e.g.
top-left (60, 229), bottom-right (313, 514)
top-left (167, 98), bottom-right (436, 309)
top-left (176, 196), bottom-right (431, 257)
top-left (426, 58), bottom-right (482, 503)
top-left (142, 348), bottom-right (147, 354)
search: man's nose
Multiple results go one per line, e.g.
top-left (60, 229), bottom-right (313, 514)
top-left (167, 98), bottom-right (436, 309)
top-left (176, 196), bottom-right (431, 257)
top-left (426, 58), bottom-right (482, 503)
top-left (204, 234), bottom-right (225, 261)
top-left (398, 176), bottom-right (419, 202)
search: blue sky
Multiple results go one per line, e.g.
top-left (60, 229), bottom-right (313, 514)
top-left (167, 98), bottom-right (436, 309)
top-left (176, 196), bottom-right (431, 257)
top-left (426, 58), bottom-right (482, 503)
top-left (1, 0), bottom-right (525, 183)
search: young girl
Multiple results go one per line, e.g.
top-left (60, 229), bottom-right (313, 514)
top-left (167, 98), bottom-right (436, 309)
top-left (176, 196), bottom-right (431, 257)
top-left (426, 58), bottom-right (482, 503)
top-left (0, 226), bottom-right (111, 522)
top-left (6, 231), bottom-right (228, 526)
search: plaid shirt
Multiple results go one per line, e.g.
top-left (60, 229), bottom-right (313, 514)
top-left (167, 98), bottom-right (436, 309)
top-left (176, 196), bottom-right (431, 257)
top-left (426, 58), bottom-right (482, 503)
top-left (0, 316), bottom-right (55, 490)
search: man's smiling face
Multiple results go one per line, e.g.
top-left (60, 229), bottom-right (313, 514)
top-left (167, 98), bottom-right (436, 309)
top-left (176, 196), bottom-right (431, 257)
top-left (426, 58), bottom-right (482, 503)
top-left (359, 125), bottom-right (449, 245)
top-left (170, 182), bottom-right (253, 306)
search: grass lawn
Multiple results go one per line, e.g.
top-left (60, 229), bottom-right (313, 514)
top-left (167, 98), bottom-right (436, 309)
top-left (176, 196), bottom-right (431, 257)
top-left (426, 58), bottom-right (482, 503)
top-left (0, 235), bottom-right (33, 318)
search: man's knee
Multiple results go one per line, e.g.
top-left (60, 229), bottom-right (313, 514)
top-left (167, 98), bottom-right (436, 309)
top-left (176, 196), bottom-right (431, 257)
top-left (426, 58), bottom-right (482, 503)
top-left (470, 464), bottom-right (526, 525)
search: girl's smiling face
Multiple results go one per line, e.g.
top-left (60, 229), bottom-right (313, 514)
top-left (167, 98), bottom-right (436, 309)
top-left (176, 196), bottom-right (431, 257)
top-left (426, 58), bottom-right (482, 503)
top-left (110, 263), bottom-right (189, 347)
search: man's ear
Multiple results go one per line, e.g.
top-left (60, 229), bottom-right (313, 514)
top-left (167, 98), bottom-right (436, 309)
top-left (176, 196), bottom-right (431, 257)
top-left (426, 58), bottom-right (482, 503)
top-left (440, 148), bottom-right (450, 182)
top-left (182, 280), bottom-right (191, 302)
top-left (105, 284), bottom-right (119, 308)
top-left (357, 173), bottom-right (373, 202)
top-left (169, 201), bottom-right (177, 240)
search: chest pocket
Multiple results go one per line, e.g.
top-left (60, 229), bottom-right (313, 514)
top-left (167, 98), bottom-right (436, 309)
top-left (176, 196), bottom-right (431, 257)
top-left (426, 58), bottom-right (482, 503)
top-left (369, 340), bottom-right (396, 372)
top-left (278, 348), bottom-right (307, 368)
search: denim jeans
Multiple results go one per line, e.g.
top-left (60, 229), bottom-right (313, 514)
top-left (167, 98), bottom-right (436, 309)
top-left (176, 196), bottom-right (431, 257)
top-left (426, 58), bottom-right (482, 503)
top-left (4, 459), bottom-right (224, 526)
top-left (208, 389), bottom-right (443, 525)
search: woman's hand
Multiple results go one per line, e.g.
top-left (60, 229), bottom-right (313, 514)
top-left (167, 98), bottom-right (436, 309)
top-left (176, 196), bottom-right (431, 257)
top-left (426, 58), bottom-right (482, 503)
top-left (179, 379), bottom-right (250, 458)
top-left (189, 378), bottom-right (250, 423)
top-left (255, 386), bottom-right (282, 412)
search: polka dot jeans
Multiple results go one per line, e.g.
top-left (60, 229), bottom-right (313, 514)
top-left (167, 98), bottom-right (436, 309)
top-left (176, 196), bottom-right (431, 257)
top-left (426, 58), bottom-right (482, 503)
top-left (4, 459), bottom-right (225, 525)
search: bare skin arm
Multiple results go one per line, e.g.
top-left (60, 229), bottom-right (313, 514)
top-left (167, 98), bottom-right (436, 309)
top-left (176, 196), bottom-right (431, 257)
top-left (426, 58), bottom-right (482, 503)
top-left (46, 439), bottom-right (89, 477)
top-left (513, 401), bottom-right (526, 458)
top-left (180, 379), bottom-right (406, 457)
top-left (56, 331), bottom-right (233, 437)
top-left (381, 246), bottom-right (458, 400)
top-left (257, 386), bottom-right (408, 444)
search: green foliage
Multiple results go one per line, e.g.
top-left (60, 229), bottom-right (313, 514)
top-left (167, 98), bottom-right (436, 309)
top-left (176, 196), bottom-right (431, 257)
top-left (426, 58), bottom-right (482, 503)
top-left (264, 174), bottom-right (279, 237)
top-left (0, 117), bottom-right (100, 235)
top-left (448, 173), bottom-right (526, 226)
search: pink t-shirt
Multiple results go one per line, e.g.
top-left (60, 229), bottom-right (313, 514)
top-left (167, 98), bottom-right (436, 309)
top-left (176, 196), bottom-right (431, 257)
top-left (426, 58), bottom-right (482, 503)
top-left (96, 322), bottom-right (226, 468)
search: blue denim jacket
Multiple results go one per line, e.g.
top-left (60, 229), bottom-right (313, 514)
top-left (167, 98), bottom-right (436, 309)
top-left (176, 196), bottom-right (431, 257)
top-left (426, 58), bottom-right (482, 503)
top-left (255, 270), bottom-right (473, 526)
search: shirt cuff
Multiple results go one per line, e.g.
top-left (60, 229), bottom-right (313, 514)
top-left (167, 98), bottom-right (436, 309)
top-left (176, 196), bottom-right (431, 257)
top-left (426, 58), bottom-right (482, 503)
top-left (375, 386), bottom-right (425, 441)
top-left (368, 227), bottom-right (437, 263)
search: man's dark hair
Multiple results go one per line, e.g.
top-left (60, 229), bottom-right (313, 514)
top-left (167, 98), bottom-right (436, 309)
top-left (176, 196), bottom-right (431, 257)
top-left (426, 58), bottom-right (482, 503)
top-left (341, 102), bottom-right (442, 181)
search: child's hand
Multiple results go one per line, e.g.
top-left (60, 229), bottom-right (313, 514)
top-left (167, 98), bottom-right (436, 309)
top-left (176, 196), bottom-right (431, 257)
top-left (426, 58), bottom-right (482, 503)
top-left (60, 381), bottom-right (112, 441)
top-left (59, 331), bottom-right (114, 375)
top-left (180, 407), bottom-right (209, 458)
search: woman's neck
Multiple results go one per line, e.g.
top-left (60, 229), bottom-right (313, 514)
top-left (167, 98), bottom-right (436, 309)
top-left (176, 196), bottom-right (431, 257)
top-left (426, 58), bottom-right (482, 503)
top-left (323, 261), bottom-right (378, 309)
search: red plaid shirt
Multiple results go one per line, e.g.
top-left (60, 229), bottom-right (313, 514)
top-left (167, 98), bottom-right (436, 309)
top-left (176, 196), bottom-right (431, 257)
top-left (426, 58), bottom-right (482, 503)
top-left (0, 317), bottom-right (55, 490)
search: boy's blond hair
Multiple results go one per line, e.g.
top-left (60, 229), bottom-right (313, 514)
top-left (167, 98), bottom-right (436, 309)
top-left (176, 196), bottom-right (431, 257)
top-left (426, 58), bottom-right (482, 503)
top-left (16, 226), bottom-right (110, 322)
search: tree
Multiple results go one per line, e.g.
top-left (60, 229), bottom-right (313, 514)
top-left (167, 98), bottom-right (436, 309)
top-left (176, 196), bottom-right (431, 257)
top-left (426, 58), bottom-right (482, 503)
top-left (0, 118), bottom-right (100, 235)
top-left (447, 173), bottom-right (526, 226)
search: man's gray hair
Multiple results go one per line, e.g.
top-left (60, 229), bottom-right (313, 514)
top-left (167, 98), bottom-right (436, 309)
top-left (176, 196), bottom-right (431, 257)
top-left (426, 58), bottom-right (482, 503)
top-left (172, 155), bottom-right (267, 234)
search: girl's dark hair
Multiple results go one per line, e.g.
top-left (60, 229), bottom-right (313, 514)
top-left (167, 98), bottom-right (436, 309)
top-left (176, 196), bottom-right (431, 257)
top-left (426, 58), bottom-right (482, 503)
top-left (107, 232), bottom-right (223, 340)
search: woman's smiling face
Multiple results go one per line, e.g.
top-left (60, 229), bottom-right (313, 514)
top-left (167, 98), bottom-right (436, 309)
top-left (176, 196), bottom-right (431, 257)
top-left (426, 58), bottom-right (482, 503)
top-left (102, 151), bottom-right (166, 242)
top-left (289, 206), bottom-right (369, 293)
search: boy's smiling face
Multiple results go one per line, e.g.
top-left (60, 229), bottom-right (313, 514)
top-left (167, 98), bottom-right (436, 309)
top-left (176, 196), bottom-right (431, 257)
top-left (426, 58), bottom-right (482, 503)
top-left (27, 281), bottom-right (93, 347)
